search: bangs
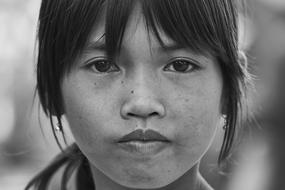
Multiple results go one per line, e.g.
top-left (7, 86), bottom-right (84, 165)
top-left (102, 0), bottom-right (238, 60)
top-left (37, 0), bottom-right (244, 164)
top-left (38, 0), bottom-right (240, 121)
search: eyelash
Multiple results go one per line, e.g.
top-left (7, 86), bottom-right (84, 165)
top-left (164, 58), bottom-right (200, 73)
top-left (84, 57), bottom-right (200, 74)
top-left (85, 57), bottom-right (119, 74)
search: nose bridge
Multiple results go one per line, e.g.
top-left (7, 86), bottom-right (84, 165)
top-left (132, 63), bottom-right (156, 94)
top-left (120, 65), bottom-right (165, 120)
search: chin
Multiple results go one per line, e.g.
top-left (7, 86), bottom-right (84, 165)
top-left (119, 178), bottom-right (168, 189)
top-left (111, 169), bottom-right (176, 189)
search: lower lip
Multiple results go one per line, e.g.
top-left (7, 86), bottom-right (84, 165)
top-left (118, 141), bottom-right (170, 155)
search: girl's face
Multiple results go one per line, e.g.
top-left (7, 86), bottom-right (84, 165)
top-left (61, 10), bottom-right (223, 189)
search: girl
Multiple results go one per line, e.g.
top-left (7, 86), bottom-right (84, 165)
top-left (26, 0), bottom-right (249, 189)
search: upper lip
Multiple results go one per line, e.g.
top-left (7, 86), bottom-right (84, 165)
top-left (118, 129), bottom-right (170, 143)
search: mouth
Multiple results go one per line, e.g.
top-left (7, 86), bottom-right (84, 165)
top-left (118, 129), bottom-right (170, 143)
top-left (117, 129), bottom-right (171, 155)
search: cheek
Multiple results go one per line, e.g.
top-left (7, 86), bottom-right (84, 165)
top-left (61, 75), bottom-right (118, 154)
top-left (169, 78), bottom-right (222, 157)
top-left (174, 107), bottom-right (219, 148)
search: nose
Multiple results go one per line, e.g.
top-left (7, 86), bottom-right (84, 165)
top-left (120, 72), bottom-right (166, 120)
top-left (121, 96), bottom-right (166, 120)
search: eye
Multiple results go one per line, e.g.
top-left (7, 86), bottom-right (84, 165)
top-left (85, 57), bottom-right (120, 74)
top-left (164, 58), bottom-right (199, 73)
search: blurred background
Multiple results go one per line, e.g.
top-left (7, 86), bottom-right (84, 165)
top-left (0, 0), bottom-right (61, 189)
top-left (0, 0), bottom-right (285, 189)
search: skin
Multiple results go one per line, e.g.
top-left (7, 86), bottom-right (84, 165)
top-left (61, 7), bottom-right (222, 190)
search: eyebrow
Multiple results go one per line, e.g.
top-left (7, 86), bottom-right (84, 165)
top-left (84, 39), bottom-right (185, 53)
top-left (84, 34), bottom-right (106, 51)
top-left (85, 40), bottom-right (106, 51)
top-left (159, 43), bottom-right (186, 52)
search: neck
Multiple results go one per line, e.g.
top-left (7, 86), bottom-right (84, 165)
top-left (90, 163), bottom-right (213, 190)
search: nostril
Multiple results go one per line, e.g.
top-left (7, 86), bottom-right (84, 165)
top-left (149, 112), bottom-right (159, 117)
top-left (120, 99), bottom-right (166, 120)
top-left (127, 112), bottom-right (159, 118)
top-left (127, 113), bottom-right (136, 117)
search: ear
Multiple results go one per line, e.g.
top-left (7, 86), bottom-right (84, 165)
top-left (50, 103), bottom-right (65, 116)
top-left (238, 51), bottom-right (248, 70)
top-left (221, 89), bottom-right (228, 116)
top-left (220, 51), bottom-right (248, 115)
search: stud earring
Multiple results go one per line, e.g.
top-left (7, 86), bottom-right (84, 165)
top-left (55, 122), bottom-right (62, 132)
top-left (222, 115), bottom-right (227, 130)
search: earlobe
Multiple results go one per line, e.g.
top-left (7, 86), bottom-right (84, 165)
top-left (220, 84), bottom-right (229, 115)
top-left (50, 104), bottom-right (65, 116)
top-left (221, 97), bottom-right (228, 115)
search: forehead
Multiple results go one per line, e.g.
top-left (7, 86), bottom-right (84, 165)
top-left (79, 0), bottom-right (229, 59)
top-left (88, 4), bottom-right (177, 51)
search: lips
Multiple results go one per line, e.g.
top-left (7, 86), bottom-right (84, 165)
top-left (117, 129), bottom-right (171, 155)
top-left (118, 129), bottom-right (170, 143)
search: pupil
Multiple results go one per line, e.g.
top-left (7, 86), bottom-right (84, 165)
top-left (95, 61), bottom-right (111, 72)
top-left (173, 61), bottom-right (189, 72)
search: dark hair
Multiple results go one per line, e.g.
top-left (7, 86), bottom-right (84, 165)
top-left (26, 0), bottom-right (249, 189)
